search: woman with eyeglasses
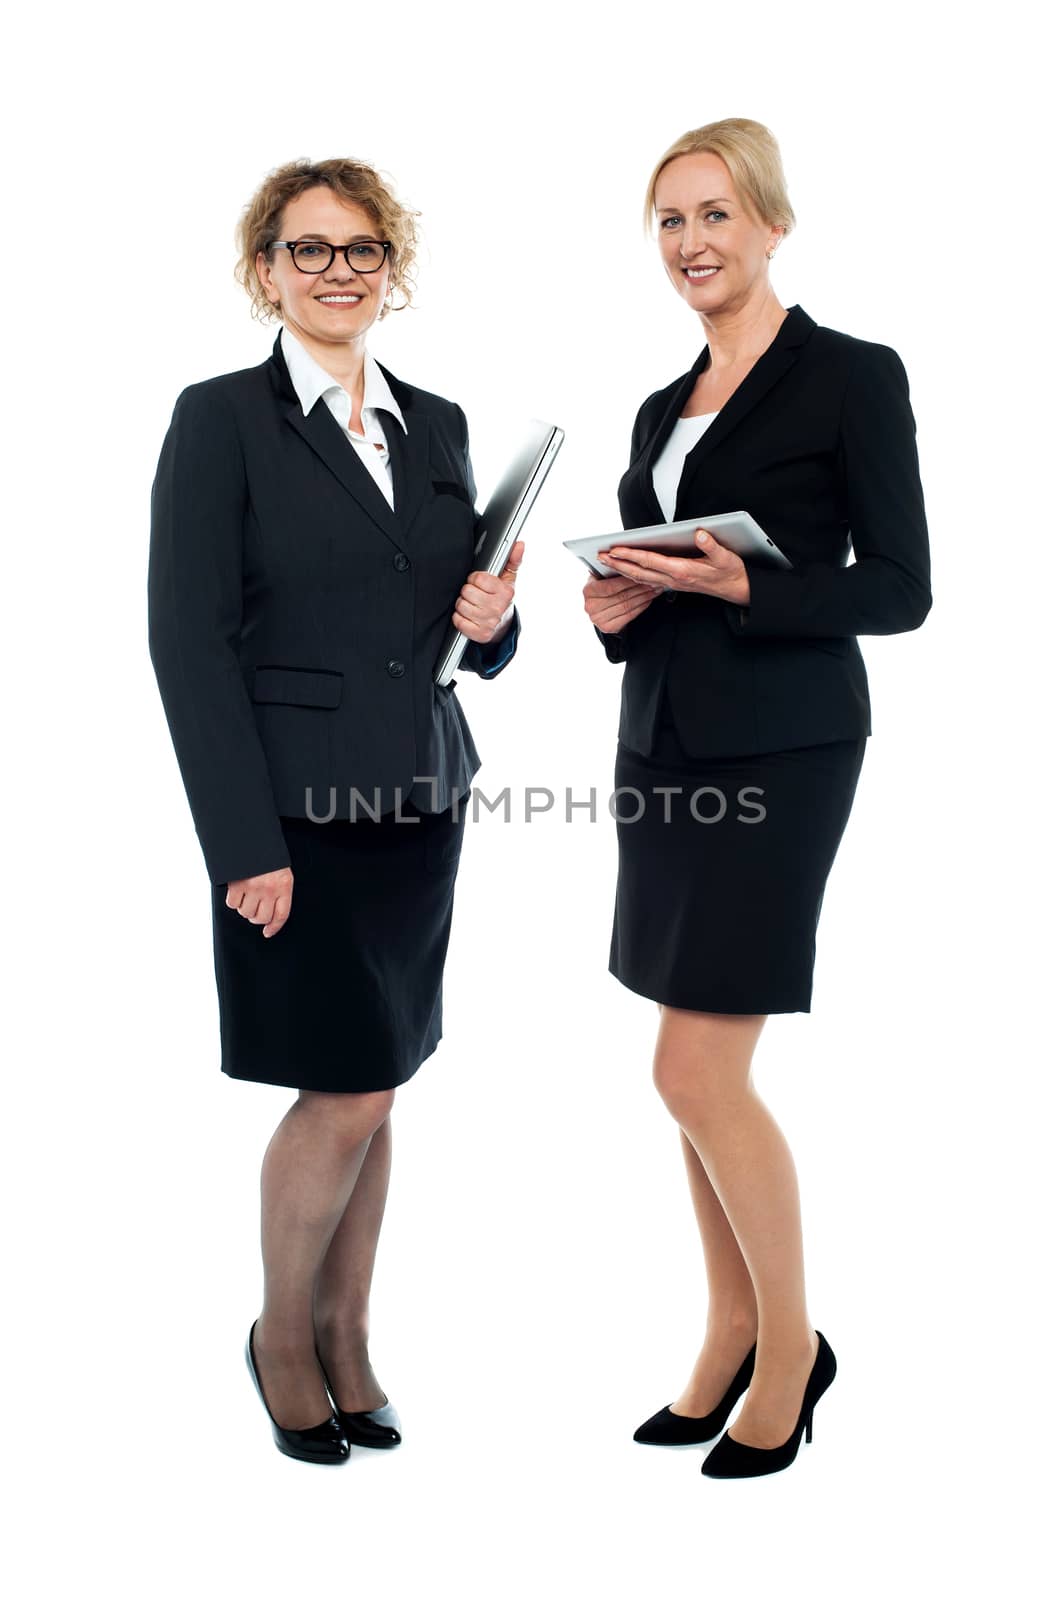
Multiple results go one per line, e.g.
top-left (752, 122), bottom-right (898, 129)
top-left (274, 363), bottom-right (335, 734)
top-left (583, 118), bottom-right (931, 1478)
top-left (148, 158), bottom-right (522, 1464)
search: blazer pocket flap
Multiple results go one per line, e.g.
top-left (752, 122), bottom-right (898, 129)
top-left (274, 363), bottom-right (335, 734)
top-left (431, 479), bottom-right (472, 503)
top-left (252, 666), bottom-right (343, 708)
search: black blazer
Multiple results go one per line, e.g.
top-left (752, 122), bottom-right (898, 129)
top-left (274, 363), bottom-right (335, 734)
top-left (148, 332), bottom-right (519, 886)
top-left (598, 304), bottom-right (931, 757)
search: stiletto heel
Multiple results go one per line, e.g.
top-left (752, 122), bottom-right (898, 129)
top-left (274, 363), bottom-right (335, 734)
top-left (245, 1320), bottom-right (350, 1464)
top-left (634, 1343), bottom-right (757, 1446)
top-left (701, 1330), bottom-right (836, 1479)
top-left (315, 1342), bottom-right (402, 1449)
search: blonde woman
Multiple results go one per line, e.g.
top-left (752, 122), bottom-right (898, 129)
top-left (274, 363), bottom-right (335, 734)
top-left (584, 118), bottom-right (931, 1478)
top-left (149, 159), bottom-right (522, 1463)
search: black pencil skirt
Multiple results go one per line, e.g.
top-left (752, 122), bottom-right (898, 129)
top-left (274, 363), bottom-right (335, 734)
top-left (211, 796), bottom-right (468, 1093)
top-left (609, 708), bottom-right (866, 1015)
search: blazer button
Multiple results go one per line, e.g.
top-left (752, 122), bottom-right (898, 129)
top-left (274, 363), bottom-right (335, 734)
top-left (387, 659), bottom-right (406, 678)
top-left (393, 552), bottom-right (410, 572)
top-left (663, 589), bottom-right (677, 603)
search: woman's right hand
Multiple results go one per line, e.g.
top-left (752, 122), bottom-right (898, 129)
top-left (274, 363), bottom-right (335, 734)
top-left (582, 572), bottom-right (658, 634)
top-left (225, 867), bottom-right (294, 938)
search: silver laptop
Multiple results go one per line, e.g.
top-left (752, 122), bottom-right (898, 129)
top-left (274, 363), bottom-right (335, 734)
top-left (434, 419), bottom-right (565, 686)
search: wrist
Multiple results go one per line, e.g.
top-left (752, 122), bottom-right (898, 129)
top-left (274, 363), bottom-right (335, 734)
top-left (726, 570), bottom-right (751, 608)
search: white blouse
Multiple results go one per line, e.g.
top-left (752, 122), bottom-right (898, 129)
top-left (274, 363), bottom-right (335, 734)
top-left (652, 411), bottom-right (719, 522)
top-left (280, 325), bottom-right (406, 510)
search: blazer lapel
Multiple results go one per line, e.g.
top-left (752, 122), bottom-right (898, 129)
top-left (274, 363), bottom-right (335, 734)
top-left (267, 334), bottom-right (409, 554)
top-left (641, 305), bottom-right (817, 513)
top-left (674, 305), bottom-right (818, 507)
top-left (378, 409), bottom-right (431, 537)
top-left (639, 360), bottom-right (705, 520)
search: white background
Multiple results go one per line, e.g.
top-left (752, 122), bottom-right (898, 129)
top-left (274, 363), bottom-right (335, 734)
top-left (6, 1), bottom-right (1059, 1595)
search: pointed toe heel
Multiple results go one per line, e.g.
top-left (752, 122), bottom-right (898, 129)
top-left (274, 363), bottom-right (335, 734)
top-left (337, 1401), bottom-right (402, 1449)
top-left (634, 1343), bottom-right (757, 1446)
top-left (246, 1321), bottom-right (350, 1464)
top-left (701, 1329), bottom-right (836, 1480)
top-left (315, 1344), bottom-right (402, 1449)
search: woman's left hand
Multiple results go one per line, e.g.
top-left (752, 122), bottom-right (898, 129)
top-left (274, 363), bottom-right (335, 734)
top-left (453, 540), bottom-right (525, 645)
top-left (596, 531), bottom-right (750, 607)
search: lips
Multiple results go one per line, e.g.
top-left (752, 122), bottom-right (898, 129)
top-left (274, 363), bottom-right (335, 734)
top-left (316, 294), bottom-right (364, 305)
top-left (683, 266), bottom-right (720, 280)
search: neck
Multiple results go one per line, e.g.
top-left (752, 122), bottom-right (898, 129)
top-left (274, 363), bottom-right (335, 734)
top-left (285, 322), bottom-right (368, 396)
top-left (698, 286), bottom-right (787, 368)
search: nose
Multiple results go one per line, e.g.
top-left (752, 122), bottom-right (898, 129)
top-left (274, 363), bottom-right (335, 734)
top-left (679, 223), bottom-right (705, 259)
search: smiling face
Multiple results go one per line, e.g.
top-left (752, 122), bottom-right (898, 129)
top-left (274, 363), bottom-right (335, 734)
top-left (255, 185), bottom-right (391, 355)
top-left (654, 151), bottom-right (783, 316)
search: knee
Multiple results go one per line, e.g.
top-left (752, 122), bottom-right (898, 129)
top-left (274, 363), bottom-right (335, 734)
top-left (652, 1051), bottom-right (702, 1123)
top-left (652, 1048), bottom-right (738, 1126)
top-left (361, 1088), bottom-right (395, 1129)
top-left (299, 1086), bottom-right (395, 1144)
top-left (652, 1011), bottom-right (763, 1124)
top-left (332, 1088), bottom-right (394, 1148)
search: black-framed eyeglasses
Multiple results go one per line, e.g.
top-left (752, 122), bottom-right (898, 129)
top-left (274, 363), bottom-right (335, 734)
top-left (270, 239), bottom-right (393, 274)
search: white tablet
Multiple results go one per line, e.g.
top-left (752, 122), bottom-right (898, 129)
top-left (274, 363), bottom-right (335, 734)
top-left (564, 511), bottom-right (792, 577)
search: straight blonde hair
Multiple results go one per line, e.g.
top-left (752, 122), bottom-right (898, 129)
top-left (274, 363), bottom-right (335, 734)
top-left (643, 118), bottom-right (796, 237)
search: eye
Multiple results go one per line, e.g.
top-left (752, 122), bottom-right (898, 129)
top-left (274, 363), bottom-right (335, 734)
top-left (705, 210), bottom-right (728, 223)
top-left (660, 216), bottom-right (682, 230)
top-left (292, 242), bottom-right (327, 261)
top-left (348, 243), bottom-right (379, 259)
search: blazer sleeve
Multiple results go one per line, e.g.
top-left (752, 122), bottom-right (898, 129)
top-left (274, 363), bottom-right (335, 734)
top-left (725, 343), bottom-right (932, 639)
top-left (147, 383), bottom-right (291, 886)
top-left (594, 399), bottom-right (666, 663)
top-left (452, 402), bottom-right (521, 679)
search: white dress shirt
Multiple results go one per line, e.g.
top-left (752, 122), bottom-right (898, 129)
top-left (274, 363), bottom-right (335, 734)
top-left (652, 411), bottom-right (719, 522)
top-left (280, 324), bottom-right (407, 510)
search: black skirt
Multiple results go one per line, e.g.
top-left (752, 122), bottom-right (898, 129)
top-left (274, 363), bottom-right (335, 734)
top-left (609, 703), bottom-right (865, 1015)
top-left (211, 796), bottom-right (468, 1093)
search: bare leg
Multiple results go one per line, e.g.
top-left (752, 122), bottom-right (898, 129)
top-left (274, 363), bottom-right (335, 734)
top-left (312, 1113), bottom-right (392, 1411)
top-left (653, 1008), bottom-right (818, 1448)
top-left (669, 1126), bottom-right (760, 1415)
top-left (251, 1088), bottom-right (394, 1429)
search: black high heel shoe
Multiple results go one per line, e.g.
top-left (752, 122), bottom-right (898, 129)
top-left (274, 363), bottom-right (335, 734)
top-left (245, 1321), bottom-right (350, 1464)
top-left (315, 1343), bottom-right (402, 1449)
top-left (700, 1329), bottom-right (836, 1478)
top-left (634, 1343), bottom-right (757, 1445)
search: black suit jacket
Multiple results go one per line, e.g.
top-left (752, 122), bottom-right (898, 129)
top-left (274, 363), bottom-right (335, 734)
top-left (148, 332), bottom-right (519, 886)
top-left (597, 304), bottom-right (931, 757)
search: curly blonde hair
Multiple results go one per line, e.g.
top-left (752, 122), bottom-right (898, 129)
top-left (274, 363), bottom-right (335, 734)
top-left (643, 118), bottom-right (796, 239)
top-left (235, 157), bottom-right (420, 323)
